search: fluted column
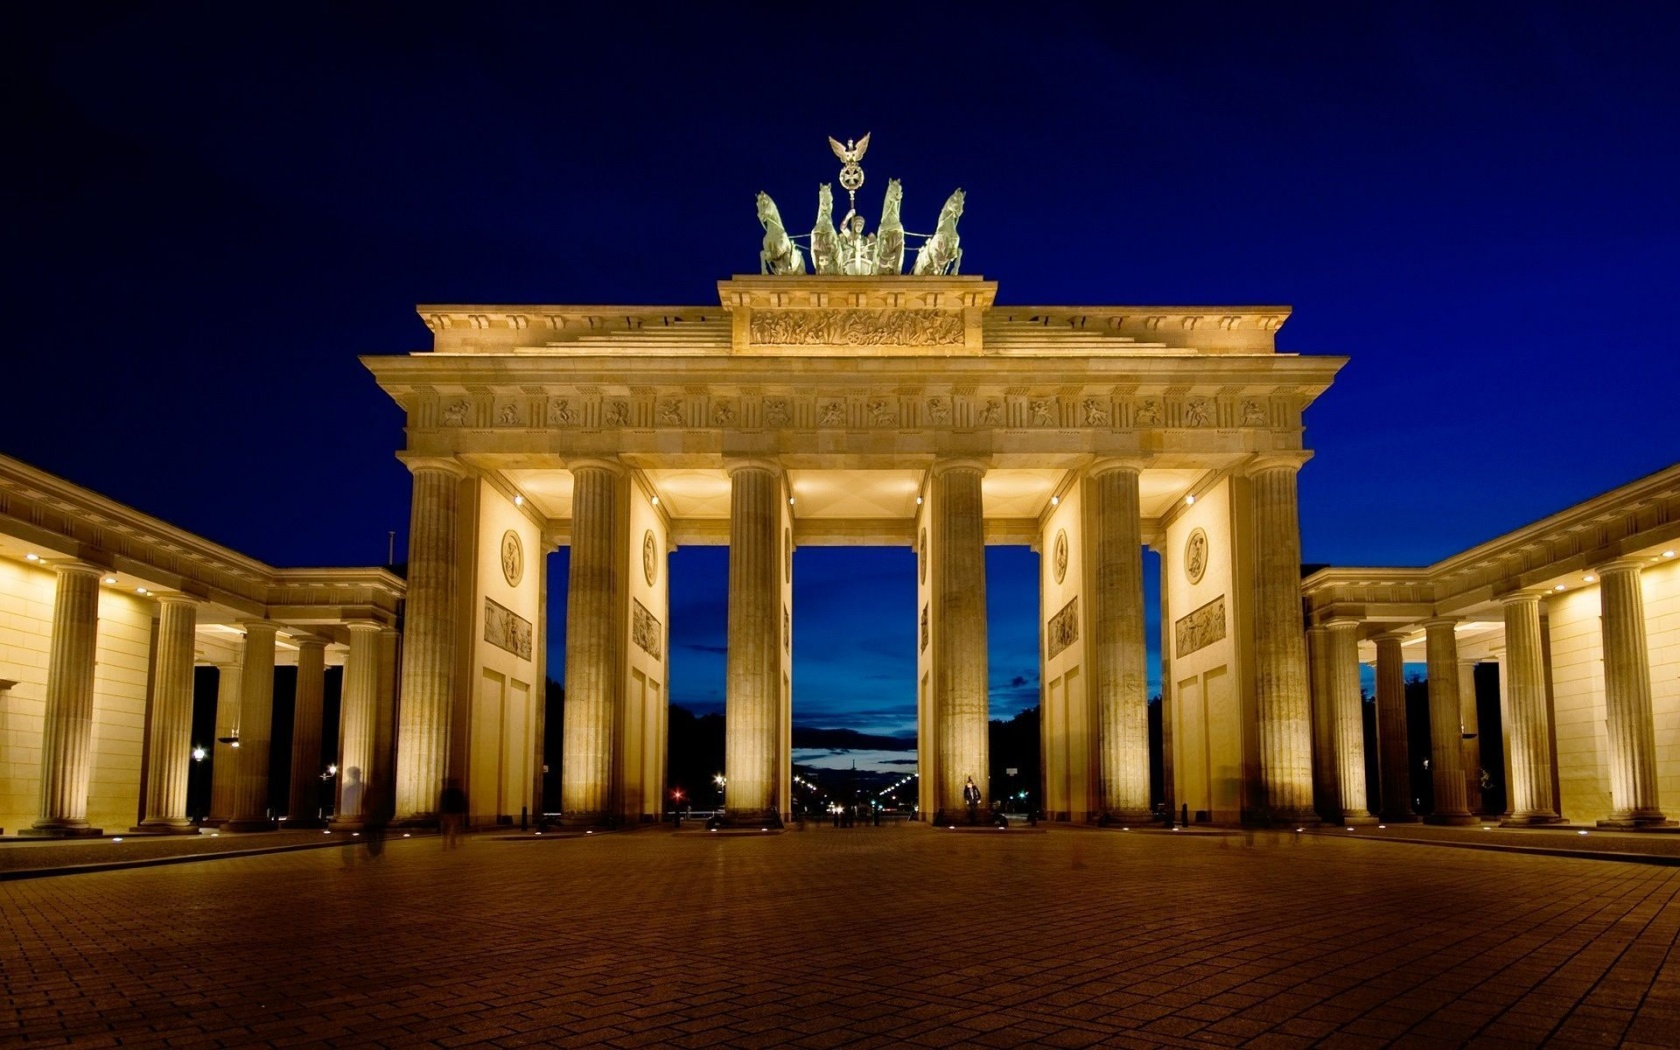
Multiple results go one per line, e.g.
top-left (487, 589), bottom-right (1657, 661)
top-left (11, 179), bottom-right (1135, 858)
top-left (285, 635), bottom-right (328, 826)
top-left (934, 459), bottom-right (989, 817)
top-left (207, 654), bottom-right (242, 825)
top-left (723, 460), bottom-right (781, 823)
top-left (331, 622), bottom-right (383, 830)
top-left (1459, 659), bottom-right (1482, 814)
top-left (1598, 560), bottom-right (1670, 827)
top-left (561, 460), bottom-right (624, 823)
top-left (1500, 593), bottom-right (1563, 824)
top-left (137, 593), bottom-right (201, 833)
top-left (1375, 632), bottom-right (1418, 822)
top-left (373, 627), bottom-right (400, 802)
top-left (1423, 619), bottom-right (1475, 824)
top-left (1307, 626), bottom-right (1341, 823)
top-left (1090, 461), bottom-right (1150, 822)
top-left (1327, 620), bottom-right (1375, 822)
top-left (395, 457), bottom-right (468, 822)
top-left (29, 563), bottom-right (104, 837)
top-left (226, 620), bottom-right (280, 831)
top-left (1249, 455), bottom-right (1316, 823)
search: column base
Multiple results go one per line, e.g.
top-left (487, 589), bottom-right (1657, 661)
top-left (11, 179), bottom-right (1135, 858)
top-left (392, 813), bottom-right (440, 829)
top-left (20, 824), bottom-right (103, 838)
top-left (1340, 813), bottom-right (1381, 826)
top-left (1247, 809), bottom-right (1322, 828)
top-left (1424, 813), bottom-right (1480, 826)
top-left (711, 809), bottom-right (784, 830)
top-left (1598, 815), bottom-right (1678, 829)
top-left (132, 820), bottom-right (201, 835)
top-left (326, 818), bottom-right (367, 833)
top-left (1501, 813), bottom-right (1567, 826)
top-left (1096, 811), bottom-right (1156, 828)
top-left (1378, 812), bottom-right (1421, 824)
top-left (222, 818), bottom-right (276, 832)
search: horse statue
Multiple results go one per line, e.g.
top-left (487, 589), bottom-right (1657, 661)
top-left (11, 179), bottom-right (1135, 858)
top-left (912, 188), bottom-right (965, 276)
top-left (756, 191), bottom-right (806, 275)
top-left (874, 178), bottom-right (905, 275)
top-left (809, 184), bottom-right (840, 275)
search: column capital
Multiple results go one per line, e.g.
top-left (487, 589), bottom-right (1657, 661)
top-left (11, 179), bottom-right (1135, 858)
top-left (1422, 616), bottom-right (1460, 631)
top-left (1324, 617), bottom-right (1363, 632)
top-left (1596, 556), bottom-right (1648, 577)
top-left (1373, 629), bottom-right (1410, 646)
top-left (397, 453), bottom-right (471, 478)
top-left (930, 456), bottom-right (990, 477)
top-left (236, 618), bottom-right (284, 636)
top-left (46, 560), bottom-right (105, 579)
top-left (289, 632), bottom-right (330, 650)
top-left (566, 456), bottom-right (627, 477)
top-left (1246, 450), bottom-right (1313, 475)
top-left (342, 619), bottom-right (384, 634)
top-left (149, 590), bottom-right (203, 607)
top-left (1088, 455), bottom-right (1152, 477)
top-left (724, 456), bottom-right (781, 477)
top-left (1499, 590), bottom-right (1546, 608)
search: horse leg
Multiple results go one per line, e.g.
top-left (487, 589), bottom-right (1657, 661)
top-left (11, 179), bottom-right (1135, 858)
top-left (951, 246), bottom-right (962, 276)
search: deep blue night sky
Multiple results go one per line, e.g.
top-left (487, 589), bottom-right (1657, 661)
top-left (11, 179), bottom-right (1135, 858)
top-left (6, 4), bottom-right (1677, 736)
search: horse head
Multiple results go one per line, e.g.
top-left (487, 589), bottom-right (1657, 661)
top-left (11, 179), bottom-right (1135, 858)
top-left (881, 179), bottom-right (903, 223)
top-left (816, 183), bottom-right (833, 221)
top-left (756, 191), bottom-right (782, 230)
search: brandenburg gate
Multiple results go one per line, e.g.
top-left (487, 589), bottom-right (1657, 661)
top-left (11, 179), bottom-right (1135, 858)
top-left (363, 143), bottom-right (1344, 828)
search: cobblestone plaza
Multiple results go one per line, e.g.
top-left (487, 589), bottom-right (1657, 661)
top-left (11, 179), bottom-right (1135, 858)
top-left (6, 826), bottom-right (1680, 1048)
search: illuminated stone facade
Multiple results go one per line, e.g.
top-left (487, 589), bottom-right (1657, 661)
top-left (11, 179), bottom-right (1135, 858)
top-left (1302, 466), bottom-right (1680, 827)
top-left (364, 275), bottom-right (1344, 825)
top-left (0, 455), bottom-right (402, 837)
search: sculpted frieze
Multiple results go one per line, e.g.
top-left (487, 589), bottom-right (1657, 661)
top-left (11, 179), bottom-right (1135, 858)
top-left (1174, 595), bottom-right (1227, 658)
top-left (484, 597), bottom-right (532, 660)
top-left (748, 309), bottom-right (964, 347)
top-left (547, 398), bottom-right (577, 425)
top-left (632, 598), bottom-right (663, 660)
top-left (1048, 596), bottom-right (1080, 659)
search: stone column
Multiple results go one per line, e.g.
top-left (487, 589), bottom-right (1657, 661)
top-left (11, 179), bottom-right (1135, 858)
top-left (1459, 659), bottom-right (1482, 814)
top-left (1249, 454), bottom-right (1316, 823)
top-left (29, 563), bottom-right (105, 837)
top-left (285, 635), bottom-right (328, 826)
top-left (226, 620), bottom-right (280, 831)
top-left (1306, 625), bottom-right (1341, 823)
top-left (207, 654), bottom-right (242, 825)
top-left (137, 593), bottom-right (201, 833)
top-left (1598, 560), bottom-right (1671, 827)
top-left (1327, 620), bottom-right (1375, 823)
top-left (933, 459), bottom-right (989, 817)
top-left (373, 627), bottom-right (400, 803)
top-left (395, 457), bottom-right (468, 823)
top-left (723, 459), bottom-right (781, 823)
top-left (1500, 593), bottom-right (1563, 825)
top-left (1089, 460), bottom-right (1151, 823)
top-left (561, 460), bottom-right (624, 823)
top-left (331, 622), bottom-right (383, 830)
top-left (1374, 632), bottom-right (1418, 822)
top-left (1423, 619), bottom-right (1475, 824)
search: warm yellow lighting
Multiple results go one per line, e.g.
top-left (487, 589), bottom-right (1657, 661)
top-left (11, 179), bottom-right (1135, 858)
top-left (1554, 584), bottom-right (1566, 592)
top-left (513, 494), bottom-right (524, 506)
top-left (112, 837), bottom-right (123, 843)
top-left (915, 496), bottom-right (923, 505)
top-left (1050, 495), bottom-right (1059, 507)
top-left (103, 576), bottom-right (117, 585)
top-left (650, 495), bottom-right (659, 506)
top-left (1584, 575), bottom-right (1596, 583)
top-left (1665, 551), bottom-right (1676, 558)
top-left (788, 497), bottom-right (795, 505)
top-left (24, 552), bottom-right (39, 561)
top-left (137, 587), bottom-right (149, 595)
top-left (1185, 494), bottom-right (1196, 506)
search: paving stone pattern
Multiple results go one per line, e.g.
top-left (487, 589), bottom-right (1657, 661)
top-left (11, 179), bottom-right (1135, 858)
top-left (5, 824), bottom-right (1680, 1048)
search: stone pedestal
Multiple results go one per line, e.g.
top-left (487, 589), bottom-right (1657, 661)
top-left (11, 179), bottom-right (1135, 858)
top-left (1249, 456), bottom-right (1317, 824)
top-left (1422, 619), bottom-right (1476, 824)
top-left (226, 621), bottom-right (279, 831)
top-left (136, 594), bottom-right (201, 834)
top-left (1374, 632), bottom-right (1418, 822)
top-left (1499, 593), bottom-right (1564, 825)
top-left (395, 457), bottom-right (467, 823)
top-left (933, 459), bottom-right (989, 818)
top-left (561, 460), bottom-right (624, 824)
top-left (722, 460), bottom-right (782, 824)
top-left (27, 563), bottom-right (105, 837)
top-left (1327, 620), bottom-right (1376, 823)
top-left (330, 622), bottom-right (383, 831)
top-left (1089, 461), bottom-right (1151, 823)
top-left (1597, 561), bottom-right (1672, 828)
top-left (284, 635), bottom-right (327, 827)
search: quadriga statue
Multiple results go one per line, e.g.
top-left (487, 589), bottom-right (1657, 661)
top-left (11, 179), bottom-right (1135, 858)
top-left (756, 191), bottom-right (806, 275)
top-left (912, 188), bottom-right (964, 276)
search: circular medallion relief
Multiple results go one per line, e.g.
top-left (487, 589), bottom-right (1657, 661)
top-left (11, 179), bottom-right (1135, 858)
top-left (1184, 527), bottom-right (1209, 585)
top-left (500, 530), bottom-right (523, 587)
top-left (1053, 529), bottom-right (1069, 584)
top-left (642, 530), bottom-right (659, 586)
top-left (918, 527), bottom-right (928, 584)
